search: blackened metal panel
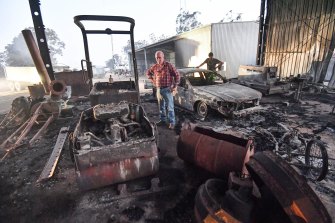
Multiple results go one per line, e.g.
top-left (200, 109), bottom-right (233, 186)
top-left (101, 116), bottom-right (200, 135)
top-left (28, 0), bottom-right (54, 80)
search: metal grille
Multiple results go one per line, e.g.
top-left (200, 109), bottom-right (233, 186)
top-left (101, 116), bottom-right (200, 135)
top-left (259, 0), bottom-right (335, 82)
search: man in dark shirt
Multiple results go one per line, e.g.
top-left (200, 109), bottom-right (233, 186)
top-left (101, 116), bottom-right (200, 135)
top-left (197, 52), bottom-right (223, 71)
top-left (146, 51), bottom-right (180, 129)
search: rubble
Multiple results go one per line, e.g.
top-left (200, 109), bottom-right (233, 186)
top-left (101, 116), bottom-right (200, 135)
top-left (0, 87), bottom-right (334, 222)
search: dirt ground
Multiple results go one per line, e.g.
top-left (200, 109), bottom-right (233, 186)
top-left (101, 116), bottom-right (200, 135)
top-left (0, 90), bottom-right (334, 223)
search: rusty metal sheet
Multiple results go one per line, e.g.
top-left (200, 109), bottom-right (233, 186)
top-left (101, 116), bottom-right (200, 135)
top-left (37, 127), bottom-right (69, 182)
top-left (177, 126), bottom-right (254, 179)
top-left (76, 155), bottom-right (159, 190)
top-left (246, 151), bottom-right (332, 223)
top-left (75, 139), bottom-right (157, 170)
top-left (28, 84), bottom-right (46, 100)
top-left (54, 71), bottom-right (90, 96)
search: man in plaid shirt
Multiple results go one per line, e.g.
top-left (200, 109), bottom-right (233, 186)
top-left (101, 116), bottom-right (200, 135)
top-left (146, 51), bottom-right (180, 129)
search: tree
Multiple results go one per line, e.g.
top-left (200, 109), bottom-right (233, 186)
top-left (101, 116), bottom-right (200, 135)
top-left (105, 54), bottom-right (122, 70)
top-left (220, 10), bottom-right (243, 22)
top-left (0, 52), bottom-right (6, 64)
top-left (1, 27), bottom-right (65, 66)
top-left (122, 39), bottom-right (149, 54)
top-left (176, 10), bottom-right (202, 34)
top-left (149, 33), bottom-right (169, 44)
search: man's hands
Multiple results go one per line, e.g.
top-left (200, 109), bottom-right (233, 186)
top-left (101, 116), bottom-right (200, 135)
top-left (171, 87), bottom-right (177, 96)
top-left (157, 87), bottom-right (177, 100)
top-left (156, 88), bottom-right (163, 100)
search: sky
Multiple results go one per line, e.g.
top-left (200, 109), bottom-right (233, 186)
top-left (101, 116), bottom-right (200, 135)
top-left (0, 0), bottom-right (261, 69)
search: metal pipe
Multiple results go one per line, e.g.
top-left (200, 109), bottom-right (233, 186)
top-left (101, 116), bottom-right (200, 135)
top-left (22, 29), bottom-right (51, 93)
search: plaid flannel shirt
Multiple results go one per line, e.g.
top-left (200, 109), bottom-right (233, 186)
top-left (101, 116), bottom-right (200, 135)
top-left (146, 61), bottom-right (180, 88)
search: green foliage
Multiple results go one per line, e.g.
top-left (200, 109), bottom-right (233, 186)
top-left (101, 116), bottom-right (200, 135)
top-left (1, 27), bottom-right (65, 66)
top-left (176, 10), bottom-right (202, 34)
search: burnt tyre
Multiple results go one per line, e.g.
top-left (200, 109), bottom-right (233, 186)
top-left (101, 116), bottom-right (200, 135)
top-left (196, 101), bottom-right (208, 119)
top-left (305, 139), bottom-right (328, 181)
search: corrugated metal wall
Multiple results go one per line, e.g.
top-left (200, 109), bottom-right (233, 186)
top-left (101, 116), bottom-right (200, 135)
top-left (175, 25), bottom-right (211, 68)
top-left (261, 0), bottom-right (335, 81)
top-left (212, 22), bottom-right (259, 79)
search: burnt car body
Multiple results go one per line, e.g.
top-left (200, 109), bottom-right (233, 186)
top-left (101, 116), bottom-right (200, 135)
top-left (174, 68), bottom-right (262, 118)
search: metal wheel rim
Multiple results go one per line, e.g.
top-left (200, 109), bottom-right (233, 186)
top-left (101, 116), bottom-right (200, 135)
top-left (307, 142), bottom-right (325, 180)
top-left (197, 102), bottom-right (208, 117)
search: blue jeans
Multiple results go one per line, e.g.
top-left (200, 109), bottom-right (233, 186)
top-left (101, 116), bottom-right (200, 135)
top-left (158, 87), bottom-right (175, 125)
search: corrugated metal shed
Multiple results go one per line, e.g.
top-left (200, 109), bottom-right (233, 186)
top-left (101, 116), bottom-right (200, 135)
top-left (212, 22), bottom-right (259, 78)
top-left (258, 0), bottom-right (335, 82)
top-left (134, 21), bottom-right (259, 79)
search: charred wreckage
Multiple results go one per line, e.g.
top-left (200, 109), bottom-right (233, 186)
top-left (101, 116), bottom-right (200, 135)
top-left (0, 4), bottom-right (333, 222)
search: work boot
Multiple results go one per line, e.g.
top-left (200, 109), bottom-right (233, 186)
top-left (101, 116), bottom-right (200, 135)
top-left (156, 121), bottom-right (166, 127)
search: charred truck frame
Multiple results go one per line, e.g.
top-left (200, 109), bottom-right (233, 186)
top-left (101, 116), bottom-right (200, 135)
top-left (74, 15), bottom-right (140, 105)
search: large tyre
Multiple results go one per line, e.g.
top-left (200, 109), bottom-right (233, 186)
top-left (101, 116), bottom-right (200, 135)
top-left (305, 139), bottom-right (328, 181)
top-left (8, 82), bottom-right (15, 92)
top-left (196, 101), bottom-right (208, 118)
top-left (14, 82), bottom-right (21, 91)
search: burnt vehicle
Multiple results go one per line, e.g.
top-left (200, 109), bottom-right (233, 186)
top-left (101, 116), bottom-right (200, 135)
top-left (174, 68), bottom-right (262, 118)
top-left (71, 102), bottom-right (159, 190)
top-left (70, 16), bottom-right (158, 190)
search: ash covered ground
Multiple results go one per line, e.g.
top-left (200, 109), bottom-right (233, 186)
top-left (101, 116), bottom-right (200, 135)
top-left (0, 92), bottom-right (334, 223)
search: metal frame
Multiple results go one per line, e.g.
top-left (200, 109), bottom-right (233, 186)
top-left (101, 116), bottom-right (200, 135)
top-left (74, 15), bottom-right (139, 96)
top-left (257, 0), bottom-right (335, 82)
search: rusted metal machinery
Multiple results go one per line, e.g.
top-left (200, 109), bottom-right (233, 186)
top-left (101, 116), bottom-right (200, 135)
top-left (71, 102), bottom-right (158, 190)
top-left (22, 29), bottom-right (51, 93)
top-left (0, 96), bottom-right (30, 130)
top-left (194, 151), bottom-right (331, 223)
top-left (195, 177), bottom-right (246, 223)
top-left (74, 15), bottom-right (140, 104)
top-left (0, 80), bottom-right (67, 161)
top-left (237, 65), bottom-right (290, 95)
top-left (54, 71), bottom-right (90, 97)
top-left (246, 151), bottom-right (331, 223)
top-left (177, 125), bottom-right (254, 179)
